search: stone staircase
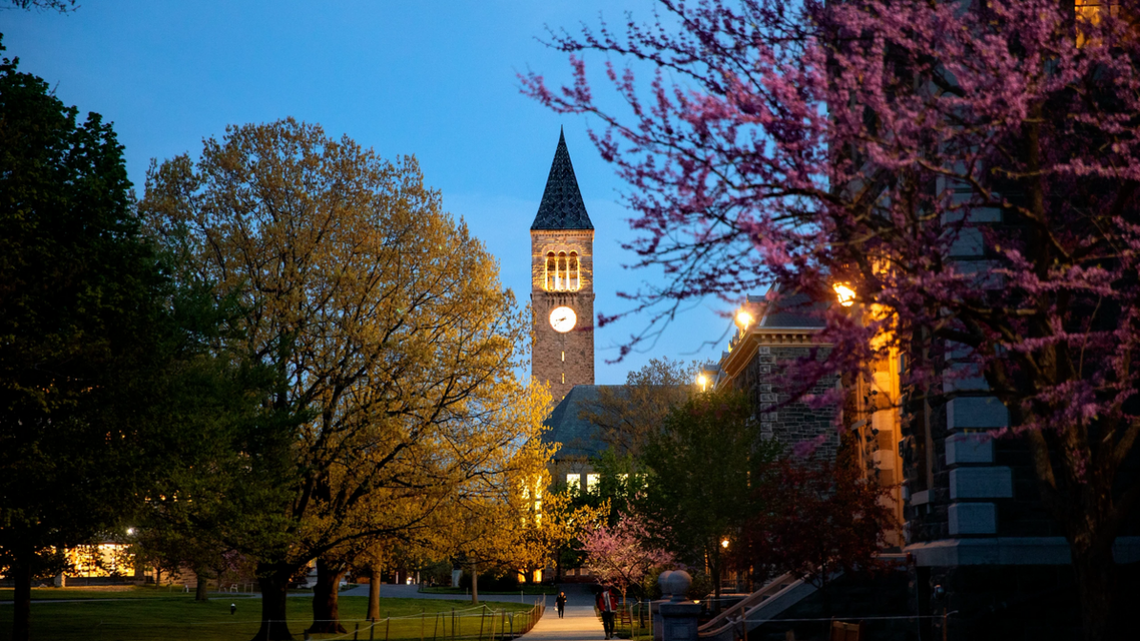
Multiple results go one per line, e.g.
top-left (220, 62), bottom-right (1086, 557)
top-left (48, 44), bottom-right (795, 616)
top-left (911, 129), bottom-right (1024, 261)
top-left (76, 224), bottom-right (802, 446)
top-left (696, 573), bottom-right (820, 641)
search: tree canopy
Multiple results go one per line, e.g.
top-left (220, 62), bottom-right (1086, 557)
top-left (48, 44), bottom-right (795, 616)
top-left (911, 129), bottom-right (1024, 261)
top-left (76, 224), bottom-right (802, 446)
top-left (142, 118), bottom-right (546, 640)
top-left (576, 357), bottom-right (695, 457)
top-left (524, 2), bottom-right (1140, 638)
top-left (0, 37), bottom-right (269, 641)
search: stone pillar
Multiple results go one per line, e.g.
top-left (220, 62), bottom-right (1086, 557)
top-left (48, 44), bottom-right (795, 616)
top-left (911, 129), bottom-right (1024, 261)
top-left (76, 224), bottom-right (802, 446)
top-left (653, 571), bottom-right (701, 641)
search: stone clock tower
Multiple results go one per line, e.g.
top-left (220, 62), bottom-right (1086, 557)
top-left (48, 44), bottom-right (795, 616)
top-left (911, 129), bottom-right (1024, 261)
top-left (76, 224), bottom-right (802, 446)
top-left (531, 130), bottom-right (595, 401)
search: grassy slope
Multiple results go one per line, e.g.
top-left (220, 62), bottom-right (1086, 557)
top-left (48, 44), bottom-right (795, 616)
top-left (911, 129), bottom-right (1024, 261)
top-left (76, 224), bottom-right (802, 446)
top-left (0, 595), bottom-right (537, 641)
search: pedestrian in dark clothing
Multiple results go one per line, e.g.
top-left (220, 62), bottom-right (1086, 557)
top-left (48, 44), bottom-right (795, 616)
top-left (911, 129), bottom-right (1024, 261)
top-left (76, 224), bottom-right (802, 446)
top-left (596, 586), bottom-right (617, 639)
top-left (556, 591), bottom-right (567, 618)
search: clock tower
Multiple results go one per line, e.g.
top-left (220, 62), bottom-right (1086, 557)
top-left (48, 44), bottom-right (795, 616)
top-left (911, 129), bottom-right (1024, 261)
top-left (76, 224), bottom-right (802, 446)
top-left (531, 130), bottom-right (595, 401)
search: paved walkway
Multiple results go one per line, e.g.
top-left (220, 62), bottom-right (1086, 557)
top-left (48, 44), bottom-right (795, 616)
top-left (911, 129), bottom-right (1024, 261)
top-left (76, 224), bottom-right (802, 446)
top-left (517, 583), bottom-right (605, 641)
top-left (340, 582), bottom-right (546, 604)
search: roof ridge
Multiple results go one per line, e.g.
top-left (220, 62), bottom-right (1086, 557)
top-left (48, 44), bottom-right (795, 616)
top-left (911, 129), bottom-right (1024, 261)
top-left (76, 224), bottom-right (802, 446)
top-left (531, 130), bottom-right (594, 231)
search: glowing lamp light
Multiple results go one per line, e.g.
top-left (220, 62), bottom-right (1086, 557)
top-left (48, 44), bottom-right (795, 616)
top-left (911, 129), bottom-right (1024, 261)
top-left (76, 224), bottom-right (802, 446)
top-left (721, 538), bottom-right (730, 549)
top-left (126, 527), bottom-right (135, 536)
top-left (734, 309), bottom-right (754, 330)
top-left (697, 374), bottom-right (709, 392)
top-left (833, 283), bottom-right (857, 307)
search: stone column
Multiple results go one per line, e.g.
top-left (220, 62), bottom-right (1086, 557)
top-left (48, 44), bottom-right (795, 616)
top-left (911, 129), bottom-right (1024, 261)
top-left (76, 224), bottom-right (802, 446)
top-left (653, 571), bottom-right (701, 641)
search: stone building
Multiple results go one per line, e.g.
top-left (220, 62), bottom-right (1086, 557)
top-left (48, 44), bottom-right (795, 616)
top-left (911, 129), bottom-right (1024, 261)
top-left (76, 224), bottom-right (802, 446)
top-left (717, 292), bottom-right (838, 459)
top-left (715, 284), bottom-right (1140, 639)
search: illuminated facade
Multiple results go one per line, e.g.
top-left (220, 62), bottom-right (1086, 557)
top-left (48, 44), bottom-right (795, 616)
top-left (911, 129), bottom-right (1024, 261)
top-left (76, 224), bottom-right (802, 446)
top-left (530, 129), bottom-right (595, 402)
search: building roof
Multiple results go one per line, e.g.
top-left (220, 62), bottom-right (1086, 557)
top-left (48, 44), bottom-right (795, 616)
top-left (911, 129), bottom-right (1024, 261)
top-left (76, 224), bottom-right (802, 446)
top-left (542, 384), bottom-right (622, 460)
top-left (757, 291), bottom-right (827, 329)
top-left (531, 129), bottom-right (594, 231)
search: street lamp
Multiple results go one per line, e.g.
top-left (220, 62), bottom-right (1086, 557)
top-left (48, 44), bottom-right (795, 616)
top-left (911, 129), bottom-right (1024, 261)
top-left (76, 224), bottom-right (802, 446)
top-left (697, 373), bottom-right (709, 392)
top-left (721, 538), bottom-right (729, 549)
top-left (734, 309), bottom-right (754, 330)
top-left (833, 283), bottom-right (857, 307)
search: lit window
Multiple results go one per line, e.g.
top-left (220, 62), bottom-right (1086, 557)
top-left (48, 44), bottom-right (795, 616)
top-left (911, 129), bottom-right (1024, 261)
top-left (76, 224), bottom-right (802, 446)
top-left (566, 474), bottom-right (581, 491)
top-left (569, 252), bottom-right (579, 291)
top-left (587, 473), bottom-right (600, 493)
top-left (1075, 2), bottom-right (1131, 48)
top-left (544, 249), bottom-right (584, 292)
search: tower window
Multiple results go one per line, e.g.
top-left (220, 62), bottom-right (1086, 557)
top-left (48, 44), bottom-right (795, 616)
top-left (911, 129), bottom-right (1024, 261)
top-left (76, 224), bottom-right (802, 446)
top-left (561, 351), bottom-right (565, 362)
top-left (543, 248), bottom-right (586, 292)
top-left (544, 249), bottom-right (583, 292)
top-left (561, 373), bottom-right (565, 384)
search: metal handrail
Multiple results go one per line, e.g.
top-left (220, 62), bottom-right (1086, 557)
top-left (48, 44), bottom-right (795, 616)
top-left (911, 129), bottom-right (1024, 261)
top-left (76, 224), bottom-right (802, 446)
top-left (696, 572), bottom-right (797, 637)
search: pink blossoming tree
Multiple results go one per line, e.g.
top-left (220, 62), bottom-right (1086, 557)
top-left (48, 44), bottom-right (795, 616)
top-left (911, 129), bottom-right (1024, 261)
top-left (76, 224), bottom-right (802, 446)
top-left (523, 1), bottom-right (1140, 639)
top-left (582, 513), bottom-right (675, 603)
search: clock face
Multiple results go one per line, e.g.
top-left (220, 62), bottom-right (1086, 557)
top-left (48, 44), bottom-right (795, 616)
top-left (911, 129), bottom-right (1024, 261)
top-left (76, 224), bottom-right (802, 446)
top-left (549, 306), bottom-right (577, 333)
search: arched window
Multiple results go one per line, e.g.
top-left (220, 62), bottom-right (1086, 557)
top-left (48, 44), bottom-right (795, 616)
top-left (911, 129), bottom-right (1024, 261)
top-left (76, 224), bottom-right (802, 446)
top-left (568, 252), bottom-right (579, 291)
top-left (545, 252), bottom-right (556, 291)
top-left (557, 252), bottom-right (568, 290)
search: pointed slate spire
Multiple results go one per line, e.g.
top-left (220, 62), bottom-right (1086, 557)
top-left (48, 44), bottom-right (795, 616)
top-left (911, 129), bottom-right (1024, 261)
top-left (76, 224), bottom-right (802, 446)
top-left (531, 128), bottom-right (594, 230)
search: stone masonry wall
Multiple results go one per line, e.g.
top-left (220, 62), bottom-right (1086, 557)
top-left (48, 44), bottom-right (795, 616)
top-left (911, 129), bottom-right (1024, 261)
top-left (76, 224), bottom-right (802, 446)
top-left (732, 343), bottom-right (839, 461)
top-left (531, 229), bottom-right (595, 402)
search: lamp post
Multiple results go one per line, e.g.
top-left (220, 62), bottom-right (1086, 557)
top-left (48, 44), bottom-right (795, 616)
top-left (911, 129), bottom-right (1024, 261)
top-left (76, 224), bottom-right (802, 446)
top-left (734, 309), bottom-right (754, 331)
top-left (832, 283), bottom-right (856, 307)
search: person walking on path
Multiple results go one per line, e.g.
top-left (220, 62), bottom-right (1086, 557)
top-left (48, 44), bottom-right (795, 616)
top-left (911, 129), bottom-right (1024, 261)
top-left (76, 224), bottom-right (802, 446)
top-left (596, 585), bottom-right (617, 639)
top-left (556, 591), bottom-right (568, 618)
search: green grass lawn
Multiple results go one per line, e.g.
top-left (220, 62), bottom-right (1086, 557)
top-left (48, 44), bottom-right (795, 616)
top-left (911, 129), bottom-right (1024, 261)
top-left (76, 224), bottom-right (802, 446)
top-left (420, 585), bottom-right (557, 596)
top-left (0, 595), bottom-right (538, 641)
top-left (0, 585), bottom-right (204, 601)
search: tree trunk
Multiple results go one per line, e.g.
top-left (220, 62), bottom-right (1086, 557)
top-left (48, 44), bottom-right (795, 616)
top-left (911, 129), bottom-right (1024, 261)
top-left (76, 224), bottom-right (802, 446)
top-left (195, 568), bottom-right (210, 601)
top-left (367, 568), bottom-right (381, 622)
top-left (1072, 541), bottom-right (1118, 641)
top-left (252, 563), bottom-right (294, 641)
top-left (11, 550), bottom-right (32, 641)
top-left (471, 564), bottom-right (479, 605)
top-left (711, 554), bottom-right (721, 614)
top-left (307, 557), bottom-right (348, 634)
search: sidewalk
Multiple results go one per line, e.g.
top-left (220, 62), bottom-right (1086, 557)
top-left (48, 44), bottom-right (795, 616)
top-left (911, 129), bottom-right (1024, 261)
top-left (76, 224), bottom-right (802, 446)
top-left (340, 582), bottom-right (543, 604)
top-left (518, 584), bottom-right (605, 641)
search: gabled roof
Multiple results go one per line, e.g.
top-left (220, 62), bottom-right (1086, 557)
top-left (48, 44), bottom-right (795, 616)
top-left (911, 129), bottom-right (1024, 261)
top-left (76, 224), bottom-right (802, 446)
top-left (757, 291), bottom-right (827, 329)
top-left (531, 129), bottom-right (594, 231)
top-left (542, 384), bottom-right (621, 460)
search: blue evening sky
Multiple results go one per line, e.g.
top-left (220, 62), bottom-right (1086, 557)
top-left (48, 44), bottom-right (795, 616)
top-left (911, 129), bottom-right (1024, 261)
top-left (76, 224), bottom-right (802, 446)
top-left (3, 0), bottom-right (734, 383)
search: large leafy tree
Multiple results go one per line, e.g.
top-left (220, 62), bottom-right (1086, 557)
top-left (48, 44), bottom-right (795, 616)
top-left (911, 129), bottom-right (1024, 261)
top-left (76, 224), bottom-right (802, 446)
top-left (638, 389), bottom-right (779, 599)
top-left (524, 2), bottom-right (1140, 638)
top-left (0, 39), bottom-right (256, 641)
top-left (142, 119), bottom-right (543, 640)
top-left (576, 357), bottom-right (695, 457)
top-left (744, 456), bottom-right (896, 615)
